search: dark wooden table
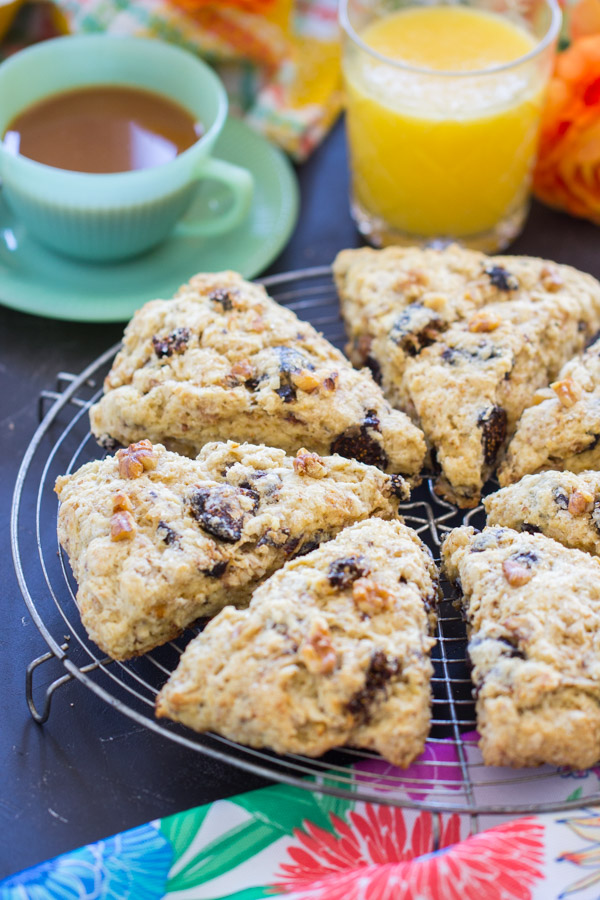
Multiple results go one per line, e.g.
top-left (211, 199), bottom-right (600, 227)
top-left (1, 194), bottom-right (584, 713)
top-left (1, 117), bottom-right (598, 878)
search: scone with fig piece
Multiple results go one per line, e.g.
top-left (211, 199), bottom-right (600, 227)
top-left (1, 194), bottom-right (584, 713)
top-left (403, 291), bottom-right (598, 506)
top-left (156, 518), bottom-right (439, 767)
top-left (334, 244), bottom-right (599, 411)
top-left (335, 246), bottom-right (600, 506)
top-left (55, 440), bottom-right (408, 660)
top-left (485, 471), bottom-right (600, 556)
top-left (499, 335), bottom-right (600, 485)
top-left (89, 271), bottom-right (426, 479)
top-left (442, 525), bottom-right (600, 769)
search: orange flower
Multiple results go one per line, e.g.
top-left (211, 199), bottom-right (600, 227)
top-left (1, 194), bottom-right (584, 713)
top-left (533, 35), bottom-right (600, 223)
top-left (570, 0), bottom-right (600, 40)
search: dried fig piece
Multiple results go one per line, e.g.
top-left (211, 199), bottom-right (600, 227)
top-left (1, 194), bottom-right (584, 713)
top-left (485, 265), bottom-right (519, 292)
top-left (208, 288), bottom-right (234, 311)
top-left (477, 406), bottom-right (507, 467)
top-left (389, 303), bottom-right (444, 356)
top-left (157, 521), bottom-right (179, 546)
top-left (554, 487), bottom-right (569, 509)
top-left (152, 327), bottom-right (191, 359)
top-left (330, 411), bottom-right (388, 469)
top-left (201, 560), bottom-right (228, 578)
top-left (390, 474), bottom-right (410, 501)
top-left (348, 651), bottom-right (400, 720)
top-left (189, 484), bottom-right (259, 543)
top-left (327, 555), bottom-right (370, 590)
top-left (273, 346), bottom-right (315, 404)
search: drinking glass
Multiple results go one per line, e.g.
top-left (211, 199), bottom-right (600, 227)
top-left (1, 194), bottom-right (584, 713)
top-left (340, 0), bottom-right (562, 251)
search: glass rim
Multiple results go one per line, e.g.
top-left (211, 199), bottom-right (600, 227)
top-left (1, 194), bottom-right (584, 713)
top-left (339, 0), bottom-right (562, 78)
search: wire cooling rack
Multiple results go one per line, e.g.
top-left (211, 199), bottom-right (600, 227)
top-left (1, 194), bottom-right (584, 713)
top-left (12, 266), bottom-right (600, 824)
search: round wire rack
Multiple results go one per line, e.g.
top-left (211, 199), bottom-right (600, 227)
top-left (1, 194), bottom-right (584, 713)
top-left (12, 266), bottom-right (600, 826)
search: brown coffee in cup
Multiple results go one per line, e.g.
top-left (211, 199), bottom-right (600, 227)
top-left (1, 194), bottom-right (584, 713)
top-left (4, 85), bottom-right (204, 173)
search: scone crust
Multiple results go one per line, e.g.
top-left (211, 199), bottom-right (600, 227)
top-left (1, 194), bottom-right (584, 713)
top-left (157, 517), bottom-right (439, 767)
top-left (56, 441), bottom-right (406, 660)
top-left (90, 271), bottom-right (426, 478)
top-left (485, 470), bottom-right (600, 556)
top-left (335, 247), bottom-right (600, 505)
top-left (442, 525), bottom-right (600, 769)
top-left (499, 335), bottom-right (600, 485)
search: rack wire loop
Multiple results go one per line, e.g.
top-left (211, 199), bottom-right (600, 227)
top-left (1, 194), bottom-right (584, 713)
top-left (26, 649), bottom-right (73, 725)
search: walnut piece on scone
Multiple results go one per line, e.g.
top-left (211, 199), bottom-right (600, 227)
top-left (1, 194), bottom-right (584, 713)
top-left (55, 441), bottom-right (407, 660)
top-left (335, 246), bottom-right (600, 506)
top-left (498, 335), bottom-right (600, 485)
top-left (156, 518), bottom-right (439, 767)
top-left (89, 271), bottom-right (426, 480)
top-left (484, 471), bottom-right (600, 557)
top-left (442, 525), bottom-right (600, 769)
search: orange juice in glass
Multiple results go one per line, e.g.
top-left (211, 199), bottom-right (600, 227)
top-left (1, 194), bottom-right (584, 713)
top-left (340, 0), bottom-right (561, 251)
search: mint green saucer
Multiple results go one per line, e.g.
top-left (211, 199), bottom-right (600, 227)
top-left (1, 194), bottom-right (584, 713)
top-left (0, 118), bottom-right (299, 322)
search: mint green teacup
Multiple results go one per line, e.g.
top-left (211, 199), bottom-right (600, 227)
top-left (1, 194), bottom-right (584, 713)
top-left (0, 35), bottom-right (254, 261)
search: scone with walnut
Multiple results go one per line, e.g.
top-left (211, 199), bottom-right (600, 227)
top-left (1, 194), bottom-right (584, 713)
top-left (55, 440), bottom-right (408, 660)
top-left (442, 525), bottom-right (600, 769)
top-left (335, 246), bottom-right (600, 506)
top-left (499, 335), bottom-right (600, 485)
top-left (485, 471), bottom-right (600, 556)
top-left (156, 518), bottom-right (439, 767)
top-left (89, 271), bottom-right (426, 479)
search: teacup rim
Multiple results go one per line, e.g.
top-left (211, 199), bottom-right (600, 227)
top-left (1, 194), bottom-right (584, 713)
top-left (0, 33), bottom-right (228, 182)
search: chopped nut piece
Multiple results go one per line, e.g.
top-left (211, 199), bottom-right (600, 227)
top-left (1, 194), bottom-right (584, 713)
top-left (540, 265), bottom-right (564, 292)
top-left (230, 359), bottom-right (255, 380)
top-left (110, 510), bottom-right (136, 541)
top-left (117, 439), bottom-right (158, 479)
top-left (393, 269), bottom-right (428, 295)
top-left (468, 311), bottom-right (502, 333)
top-left (568, 488), bottom-right (595, 516)
top-left (112, 492), bottom-right (133, 513)
top-left (300, 619), bottom-right (337, 674)
top-left (321, 371), bottom-right (339, 392)
top-left (530, 387), bottom-right (555, 406)
top-left (423, 292), bottom-right (448, 312)
top-left (293, 448), bottom-right (327, 478)
top-left (352, 578), bottom-right (394, 616)
top-left (551, 376), bottom-right (583, 408)
top-left (502, 558), bottom-right (533, 587)
top-left (293, 370), bottom-right (321, 393)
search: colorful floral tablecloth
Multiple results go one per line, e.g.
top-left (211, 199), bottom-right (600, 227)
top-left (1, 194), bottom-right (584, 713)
top-left (4, 738), bottom-right (600, 900)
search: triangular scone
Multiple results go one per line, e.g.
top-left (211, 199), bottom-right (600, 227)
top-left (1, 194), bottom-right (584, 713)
top-left (55, 441), bottom-right (408, 660)
top-left (403, 292), bottom-right (600, 506)
top-left (334, 244), bottom-right (494, 410)
top-left (334, 246), bottom-right (600, 413)
top-left (156, 518), bottom-right (439, 767)
top-left (442, 526), bottom-right (600, 769)
top-left (485, 471), bottom-right (600, 557)
top-left (499, 336), bottom-right (600, 485)
top-left (89, 271), bottom-right (426, 479)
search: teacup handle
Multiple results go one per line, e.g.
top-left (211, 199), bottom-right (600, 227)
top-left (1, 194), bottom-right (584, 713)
top-left (176, 157), bottom-right (254, 238)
